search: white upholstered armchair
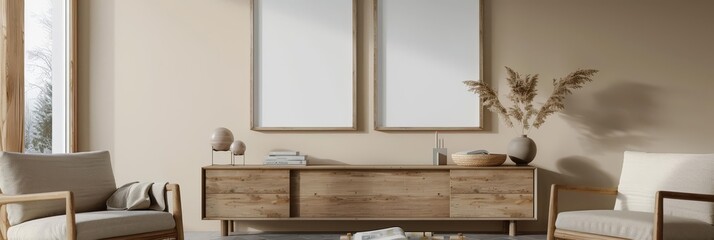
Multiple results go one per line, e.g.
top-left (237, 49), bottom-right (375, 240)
top-left (548, 151), bottom-right (714, 240)
top-left (0, 151), bottom-right (184, 240)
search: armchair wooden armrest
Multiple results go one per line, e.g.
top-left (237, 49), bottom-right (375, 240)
top-left (654, 191), bottom-right (714, 240)
top-left (166, 184), bottom-right (184, 240)
top-left (547, 184), bottom-right (618, 240)
top-left (0, 191), bottom-right (76, 240)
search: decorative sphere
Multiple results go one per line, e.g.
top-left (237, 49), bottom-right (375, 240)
top-left (210, 128), bottom-right (234, 151)
top-left (230, 140), bottom-right (246, 155)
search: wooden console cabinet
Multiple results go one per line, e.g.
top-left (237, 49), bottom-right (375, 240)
top-left (202, 165), bottom-right (537, 236)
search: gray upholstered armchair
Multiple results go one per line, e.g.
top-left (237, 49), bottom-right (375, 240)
top-left (548, 151), bottom-right (714, 240)
top-left (0, 151), bottom-right (183, 240)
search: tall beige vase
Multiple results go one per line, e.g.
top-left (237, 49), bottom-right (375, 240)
top-left (507, 135), bottom-right (537, 165)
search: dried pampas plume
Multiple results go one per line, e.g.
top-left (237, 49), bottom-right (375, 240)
top-left (464, 67), bottom-right (598, 134)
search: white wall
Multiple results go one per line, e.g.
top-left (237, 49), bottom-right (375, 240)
top-left (79, 0), bottom-right (714, 232)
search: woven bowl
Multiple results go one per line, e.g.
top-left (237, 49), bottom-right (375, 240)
top-left (452, 153), bottom-right (507, 167)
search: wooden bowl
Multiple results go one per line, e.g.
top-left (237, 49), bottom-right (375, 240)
top-left (452, 153), bottom-right (507, 167)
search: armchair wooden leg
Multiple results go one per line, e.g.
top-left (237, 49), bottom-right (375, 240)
top-left (0, 205), bottom-right (7, 240)
top-left (66, 192), bottom-right (76, 240)
top-left (167, 184), bottom-right (184, 240)
top-left (547, 184), bottom-right (558, 240)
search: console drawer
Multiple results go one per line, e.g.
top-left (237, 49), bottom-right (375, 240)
top-left (205, 169), bottom-right (289, 194)
top-left (450, 169), bottom-right (533, 194)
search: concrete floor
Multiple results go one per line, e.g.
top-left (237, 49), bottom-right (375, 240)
top-left (185, 232), bottom-right (547, 240)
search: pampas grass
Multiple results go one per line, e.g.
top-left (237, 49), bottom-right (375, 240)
top-left (464, 67), bottom-right (598, 134)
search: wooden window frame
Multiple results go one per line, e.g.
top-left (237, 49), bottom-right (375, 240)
top-left (2, 0), bottom-right (77, 153)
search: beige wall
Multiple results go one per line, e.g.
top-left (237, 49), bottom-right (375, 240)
top-left (78, 0), bottom-right (714, 233)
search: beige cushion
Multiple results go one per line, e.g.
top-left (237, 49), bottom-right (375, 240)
top-left (0, 151), bottom-right (117, 225)
top-left (615, 151), bottom-right (714, 224)
top-left (7, 210), bottom-right (176, 240)
top-left (556, 210), bottom-right (714, 240)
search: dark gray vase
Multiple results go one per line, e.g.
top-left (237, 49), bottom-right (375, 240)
top-left (507, 135), bottom-right (537, 165)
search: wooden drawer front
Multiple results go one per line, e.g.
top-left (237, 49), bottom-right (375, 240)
top-left (450, 194), bottom-right (533, 218)
top-left (294, 170), bottom-right (450, 218)
top-left (450, 169), bottom-right (533, 194)
top-left (205, 194), bottom-right (289, 218)
top-left (205, 170), bottom-right (289, 194)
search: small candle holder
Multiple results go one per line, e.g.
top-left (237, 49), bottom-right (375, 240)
top-left (433, 131), bottom-right (447, 165)
top-left (433, 148), bottom-right (447, 166)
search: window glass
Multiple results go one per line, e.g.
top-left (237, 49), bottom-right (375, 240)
top-left (24, 0), bottom-right (69, 153)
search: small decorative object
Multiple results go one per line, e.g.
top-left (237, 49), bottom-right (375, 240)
top-left (264, 151), bottom-right (308, 166)
top-left (464, 67), bottom-right (598, 165)
top-left (507, 135), bottom-right (537, 165)
top-left (230, 140), bottom-right (246, 155)
top-left (230, 140), bottom-right (246, 166)
top-left (432, 132), bottom-right (447, 165)
top-left (210, 127), bottom-right (234, 165)
top-left (210, 127), bottom-right (234, 151)
top-left (452, 151), bottom-right (507, 167)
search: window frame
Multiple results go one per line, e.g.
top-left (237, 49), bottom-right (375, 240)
top-left (5, 0), bottom-right (77, 153)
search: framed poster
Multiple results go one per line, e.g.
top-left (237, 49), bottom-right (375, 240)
top-left (374, 0), bottom-right (483, 130)
top-left (252, 0), bottom-right (356, 130)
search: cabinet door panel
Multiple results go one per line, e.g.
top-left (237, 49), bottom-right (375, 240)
top-left (293, 170), bottom-right (450, 218)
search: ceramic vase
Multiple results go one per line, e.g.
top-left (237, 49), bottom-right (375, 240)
top-left (507, 135), bottom-right (537, 165)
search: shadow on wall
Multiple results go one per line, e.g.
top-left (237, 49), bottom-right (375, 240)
top-left (536, 156), bottom-right (618, 220)
top-left (555, 156), bottom-right (616, 187)
top-left (562, 81), bottom-right (661, 153)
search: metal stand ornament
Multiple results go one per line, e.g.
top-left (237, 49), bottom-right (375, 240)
top-left (230, 140), bottom-right (247, 166)
top-left (210, 127), bottom-right (234, 165)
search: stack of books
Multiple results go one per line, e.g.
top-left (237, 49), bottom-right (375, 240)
top-left (264, 151), bottom-right (307, 166)
top-left (352, 227), bottom-right (407, 240)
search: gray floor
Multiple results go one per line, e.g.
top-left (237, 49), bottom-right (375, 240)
top-left (186, 232), bottom-right (546, 240)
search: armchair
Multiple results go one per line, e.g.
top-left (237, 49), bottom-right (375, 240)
top-left (0, 151), bottom-right (184, 240)
top-left (547, 151), bottom-right (714, 240)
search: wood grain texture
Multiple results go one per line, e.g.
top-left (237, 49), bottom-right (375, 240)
top-left (166, 184), bottom-right (184, 240)
top-left (294, 170), bottom-right (449, 196)
top-left (1, 0), bottom-right (24, 152)
top-left (0, 0), bottom-right (6, 155)
top-left (547, 184), bottom-right (618, 240)
top-left (295, 195), bottom-right (449, 218)
top-left (654, 190), bottom-right (714, 240)
top-left (553, 229), bottom-right (628, 240)
top-left (0, 191), bottom-right (76, 240)
top-left (0, 205), bottom-right (6, 240)
top-left (293, 170), bottom-right (449, 218)
top-left (204, 165), bottom-right (536, 170)
top-left (451, 169), bottom-right (533, 194)
top-left (547, 184), bottom-right (558, 240)
top-left (450, 194), bottom-right (533, 218)
top-left (205, 169), bottom-right (289, 194)
top-left (201, 166), bottom-right (538, 223)
top-left (205, 194), bottom-right (290, 218)
top-left (102, 230), bottom-right (178, 240)
top-left (69, 0), bottom-right (78, 153)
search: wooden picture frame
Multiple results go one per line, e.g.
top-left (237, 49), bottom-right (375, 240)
top-left (374, 0), bottom-right (484, 131)
top-left (251, 0), bottom-right (357, 131)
